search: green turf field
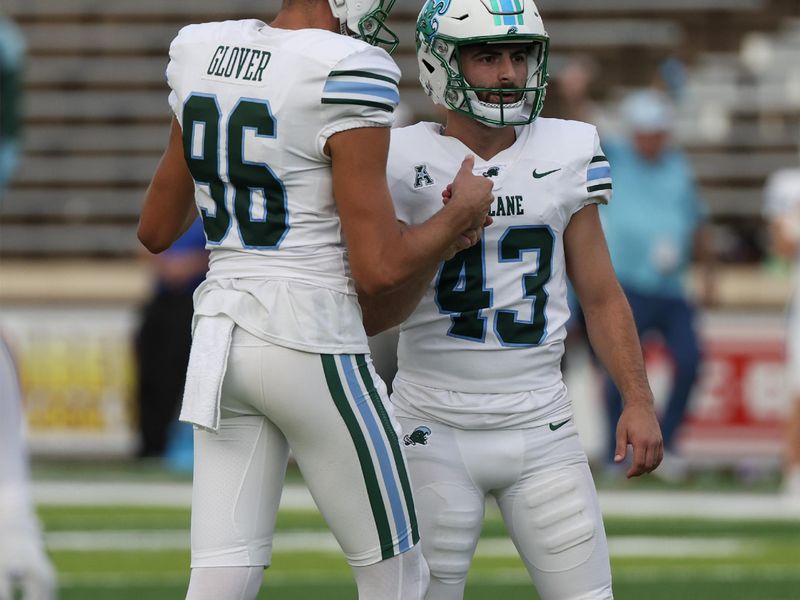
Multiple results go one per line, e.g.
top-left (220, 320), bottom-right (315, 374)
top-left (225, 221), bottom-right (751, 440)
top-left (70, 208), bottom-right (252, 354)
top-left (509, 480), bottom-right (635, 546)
top-left (40, 505), bottom-right (800, 599)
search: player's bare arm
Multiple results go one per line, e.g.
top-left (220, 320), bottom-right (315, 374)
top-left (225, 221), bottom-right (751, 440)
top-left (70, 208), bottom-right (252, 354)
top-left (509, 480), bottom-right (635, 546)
top-left (358, 230), bottom-right (483, 336)
top-left (138, 117), bottom-right (198, 253)
top-left (359, 192), bottom-right (486, 335)
top-left (359, 264), bottom-right (433, 336)
top-left (328, 126), bottom-right (493, 295)
top-left (565, 204), bottom-right (663, 478)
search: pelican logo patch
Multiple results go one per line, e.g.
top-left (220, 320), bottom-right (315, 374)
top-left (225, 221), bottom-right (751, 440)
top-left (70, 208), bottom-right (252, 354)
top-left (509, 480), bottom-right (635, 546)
top-left (404, 426), bottom-right (432, 446)
top-left (414, 165), bottom-right (435, 189)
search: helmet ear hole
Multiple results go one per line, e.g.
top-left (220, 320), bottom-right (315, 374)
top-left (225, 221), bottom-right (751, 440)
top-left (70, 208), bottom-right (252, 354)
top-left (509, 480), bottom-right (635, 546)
top-left (422, 59), bottom-right (436, 74)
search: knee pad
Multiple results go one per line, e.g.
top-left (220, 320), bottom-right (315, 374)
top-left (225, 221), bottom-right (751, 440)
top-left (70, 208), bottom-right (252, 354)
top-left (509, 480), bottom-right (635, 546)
top-left (509, 466), bottom-right (598, 573)
top-left (416, 483), bottom-right (483, 584)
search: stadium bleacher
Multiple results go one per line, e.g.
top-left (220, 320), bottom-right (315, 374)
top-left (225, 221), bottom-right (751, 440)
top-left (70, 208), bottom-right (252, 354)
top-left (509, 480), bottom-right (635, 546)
top-left (2, 0), bottom-right (799, 272)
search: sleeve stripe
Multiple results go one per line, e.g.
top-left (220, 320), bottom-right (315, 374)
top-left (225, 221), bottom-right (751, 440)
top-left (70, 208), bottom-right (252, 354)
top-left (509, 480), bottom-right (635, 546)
top-left (329, 69), bottom-right (400, 86)
top-left (323, 80), bottom-right (400, 104)
top-left (587, 183), bottom-right (613, 193)
top-left (590, 155), bottom-right (607, 164)
top-left (321, 98), bottom-right (396, 113)
top-left (587, 166), bottom-right (611, 181)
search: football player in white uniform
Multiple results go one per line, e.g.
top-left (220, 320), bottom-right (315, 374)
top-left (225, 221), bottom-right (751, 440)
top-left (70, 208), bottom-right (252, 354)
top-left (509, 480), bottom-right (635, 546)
top-left (360, 1), bottom-right (663, 598)
top-left (0, 339), bottom-right (56, 600)
top-left (137, 1), bottom-right (495, 599)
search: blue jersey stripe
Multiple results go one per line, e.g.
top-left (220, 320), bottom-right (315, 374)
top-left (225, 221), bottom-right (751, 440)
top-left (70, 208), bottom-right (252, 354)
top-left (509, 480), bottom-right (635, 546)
top-left (323, 81), bottom-right (400, 104)
top-left (587, 166), bottom-right (612, 181)
top-left (339, 355), bottom-right (410, 553)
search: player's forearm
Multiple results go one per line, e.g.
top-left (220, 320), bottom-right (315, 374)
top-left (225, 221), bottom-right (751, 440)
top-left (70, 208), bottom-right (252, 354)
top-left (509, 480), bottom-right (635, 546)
top-left (139, 118), bottom-right (199, 253)
top-left (583, 291), bottom-right (653, 405)
top-left (138, 187), bottom-right (197, 254)
top-left (359, 267), bottom-right (436, 336)
top-left (359, 207), bottom-right (474, 295)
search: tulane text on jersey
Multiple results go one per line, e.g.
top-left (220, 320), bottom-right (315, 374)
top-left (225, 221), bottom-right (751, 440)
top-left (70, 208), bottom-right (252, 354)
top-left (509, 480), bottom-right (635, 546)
top-left (490, 195), bottom-right (525, 217)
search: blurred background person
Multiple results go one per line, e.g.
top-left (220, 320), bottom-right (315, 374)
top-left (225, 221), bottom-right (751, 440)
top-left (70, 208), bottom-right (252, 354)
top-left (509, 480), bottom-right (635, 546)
top-left (0, 9), bottom-right (24, 200)
top-left (601, 89), bottom-right (714, 481)
top-left (763, 164), bottom-right (800, 499)
top-left (548, 55), bottom-right (607, 376)
top-left (135, 218), bottom-right (208, 463)
top-left (0, 341), bottom-right (56, 600)
top-left (548, 54), bottom-right (609, 130)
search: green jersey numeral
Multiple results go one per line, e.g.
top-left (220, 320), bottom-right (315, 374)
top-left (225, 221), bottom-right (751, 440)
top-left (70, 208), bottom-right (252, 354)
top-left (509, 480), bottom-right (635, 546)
top-left (435, 240), bottom-right (492, 342)
top-left (182, 94), bottom-right (289, 248)
top-left (435, 225), bottom-right (555, 346)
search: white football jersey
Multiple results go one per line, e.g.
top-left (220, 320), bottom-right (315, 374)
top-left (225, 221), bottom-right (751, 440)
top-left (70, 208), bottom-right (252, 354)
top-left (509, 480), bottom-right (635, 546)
top-left (388, 120), bottom-right (611, 401)
top-left (167, 20), bottom-right (400, 353)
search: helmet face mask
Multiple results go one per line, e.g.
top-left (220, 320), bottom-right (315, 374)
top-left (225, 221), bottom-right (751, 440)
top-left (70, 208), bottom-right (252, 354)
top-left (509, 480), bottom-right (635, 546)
top-left (416, 0), bottom-right (549, 128)
top-left (328, 0), bottom-right (399, 54)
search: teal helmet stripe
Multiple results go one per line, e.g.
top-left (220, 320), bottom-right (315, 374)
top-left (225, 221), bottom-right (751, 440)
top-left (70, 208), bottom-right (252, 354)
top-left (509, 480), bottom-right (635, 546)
top-left (490, 0), bottom-right (526, 26)
top-left (490, 0), bottom-right (501, 25)
top-left (514, 0), bottom-right (525, 25)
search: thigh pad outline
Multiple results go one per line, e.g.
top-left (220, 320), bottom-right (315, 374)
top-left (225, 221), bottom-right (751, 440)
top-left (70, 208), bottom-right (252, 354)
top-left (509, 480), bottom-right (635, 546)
top-left (415, 483), bottom-right (484, 583)
top-left (509, 466), bottom-right (597, 573)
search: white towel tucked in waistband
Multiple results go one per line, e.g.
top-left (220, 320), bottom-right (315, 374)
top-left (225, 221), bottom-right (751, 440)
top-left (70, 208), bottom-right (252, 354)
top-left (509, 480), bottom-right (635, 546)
top-left (179, 315), bottom-right (235, 433)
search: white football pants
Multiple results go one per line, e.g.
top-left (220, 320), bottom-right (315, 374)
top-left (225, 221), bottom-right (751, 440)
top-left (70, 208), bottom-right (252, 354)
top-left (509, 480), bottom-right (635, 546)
top-left (190, 329), bottom-right (422, 574)
top-left (397, 416), bottom-right (613, 600)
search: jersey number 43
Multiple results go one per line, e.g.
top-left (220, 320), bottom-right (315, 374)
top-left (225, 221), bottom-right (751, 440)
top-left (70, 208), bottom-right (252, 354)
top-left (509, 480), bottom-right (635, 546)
top-left (435, 225), bottom-right (554, 347)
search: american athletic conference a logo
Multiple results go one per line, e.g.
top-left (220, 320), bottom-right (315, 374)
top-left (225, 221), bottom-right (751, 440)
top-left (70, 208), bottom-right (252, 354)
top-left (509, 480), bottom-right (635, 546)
top-left (403, 426), bottom-right (432, 446)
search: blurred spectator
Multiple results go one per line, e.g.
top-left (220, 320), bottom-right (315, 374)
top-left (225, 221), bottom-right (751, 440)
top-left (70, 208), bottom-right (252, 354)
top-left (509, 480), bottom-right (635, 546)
top-left (548, 54), bottom-right (609, 131)
top-left (763, 165), bottom-right (800, 499)
top-left (601, 89), bottom-right (713, 481)
top-left (135, 218), bottom-right (208, 460)
top-left (0, 11), bottom-right (25, 199)
top-left (0, 339), bottom-right (56, 599)
top-left (551, 56), bottom-right (607, 367)
top-left (656, 55), bottom-right (688, 104)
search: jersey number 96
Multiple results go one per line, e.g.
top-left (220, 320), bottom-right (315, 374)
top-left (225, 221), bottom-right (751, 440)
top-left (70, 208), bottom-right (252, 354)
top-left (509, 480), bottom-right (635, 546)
top-left (182, 93), bottom-right (289, 249)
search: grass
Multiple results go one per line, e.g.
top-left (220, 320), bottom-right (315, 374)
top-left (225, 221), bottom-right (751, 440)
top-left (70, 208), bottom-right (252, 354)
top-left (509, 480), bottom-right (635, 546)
top-left (40, 505), bottom-right (800, 599)
top-left (33, 459), bottom-right (799, 598)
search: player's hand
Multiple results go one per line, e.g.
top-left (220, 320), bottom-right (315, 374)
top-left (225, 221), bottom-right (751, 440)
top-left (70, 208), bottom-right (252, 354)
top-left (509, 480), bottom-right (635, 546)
top-left (0, 532), bottom-right (56, 600)
top-left (444, 228), bottom-right (482, 260)
top-left (447, 156), bottom-right (494, 230)
top-left (442, 183), bottom-right (493, 228)
top-left (614, 399), bottom-right (663, 479)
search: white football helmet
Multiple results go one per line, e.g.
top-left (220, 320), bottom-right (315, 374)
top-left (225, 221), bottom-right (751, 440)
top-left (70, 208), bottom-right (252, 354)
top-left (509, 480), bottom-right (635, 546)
top-left (416, 0), bottom-right (549, 127)
top-left (328, 0), bottom-right (399, 54)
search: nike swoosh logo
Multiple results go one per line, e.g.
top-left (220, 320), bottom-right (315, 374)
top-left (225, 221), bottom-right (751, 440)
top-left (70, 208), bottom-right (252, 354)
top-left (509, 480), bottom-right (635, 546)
top-left (549, 418), bottom-right (571, 431)
top-left (532, 168), bottom-right (561, 179)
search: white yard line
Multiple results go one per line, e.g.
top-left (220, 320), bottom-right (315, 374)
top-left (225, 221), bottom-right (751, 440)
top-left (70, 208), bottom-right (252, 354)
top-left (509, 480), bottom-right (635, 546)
top-left (598, 490), bottom-right (800, 520)
top-left (32, 481), bottom-right (800, 519)
top-left (43, 529), bottom-right (758, 559)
